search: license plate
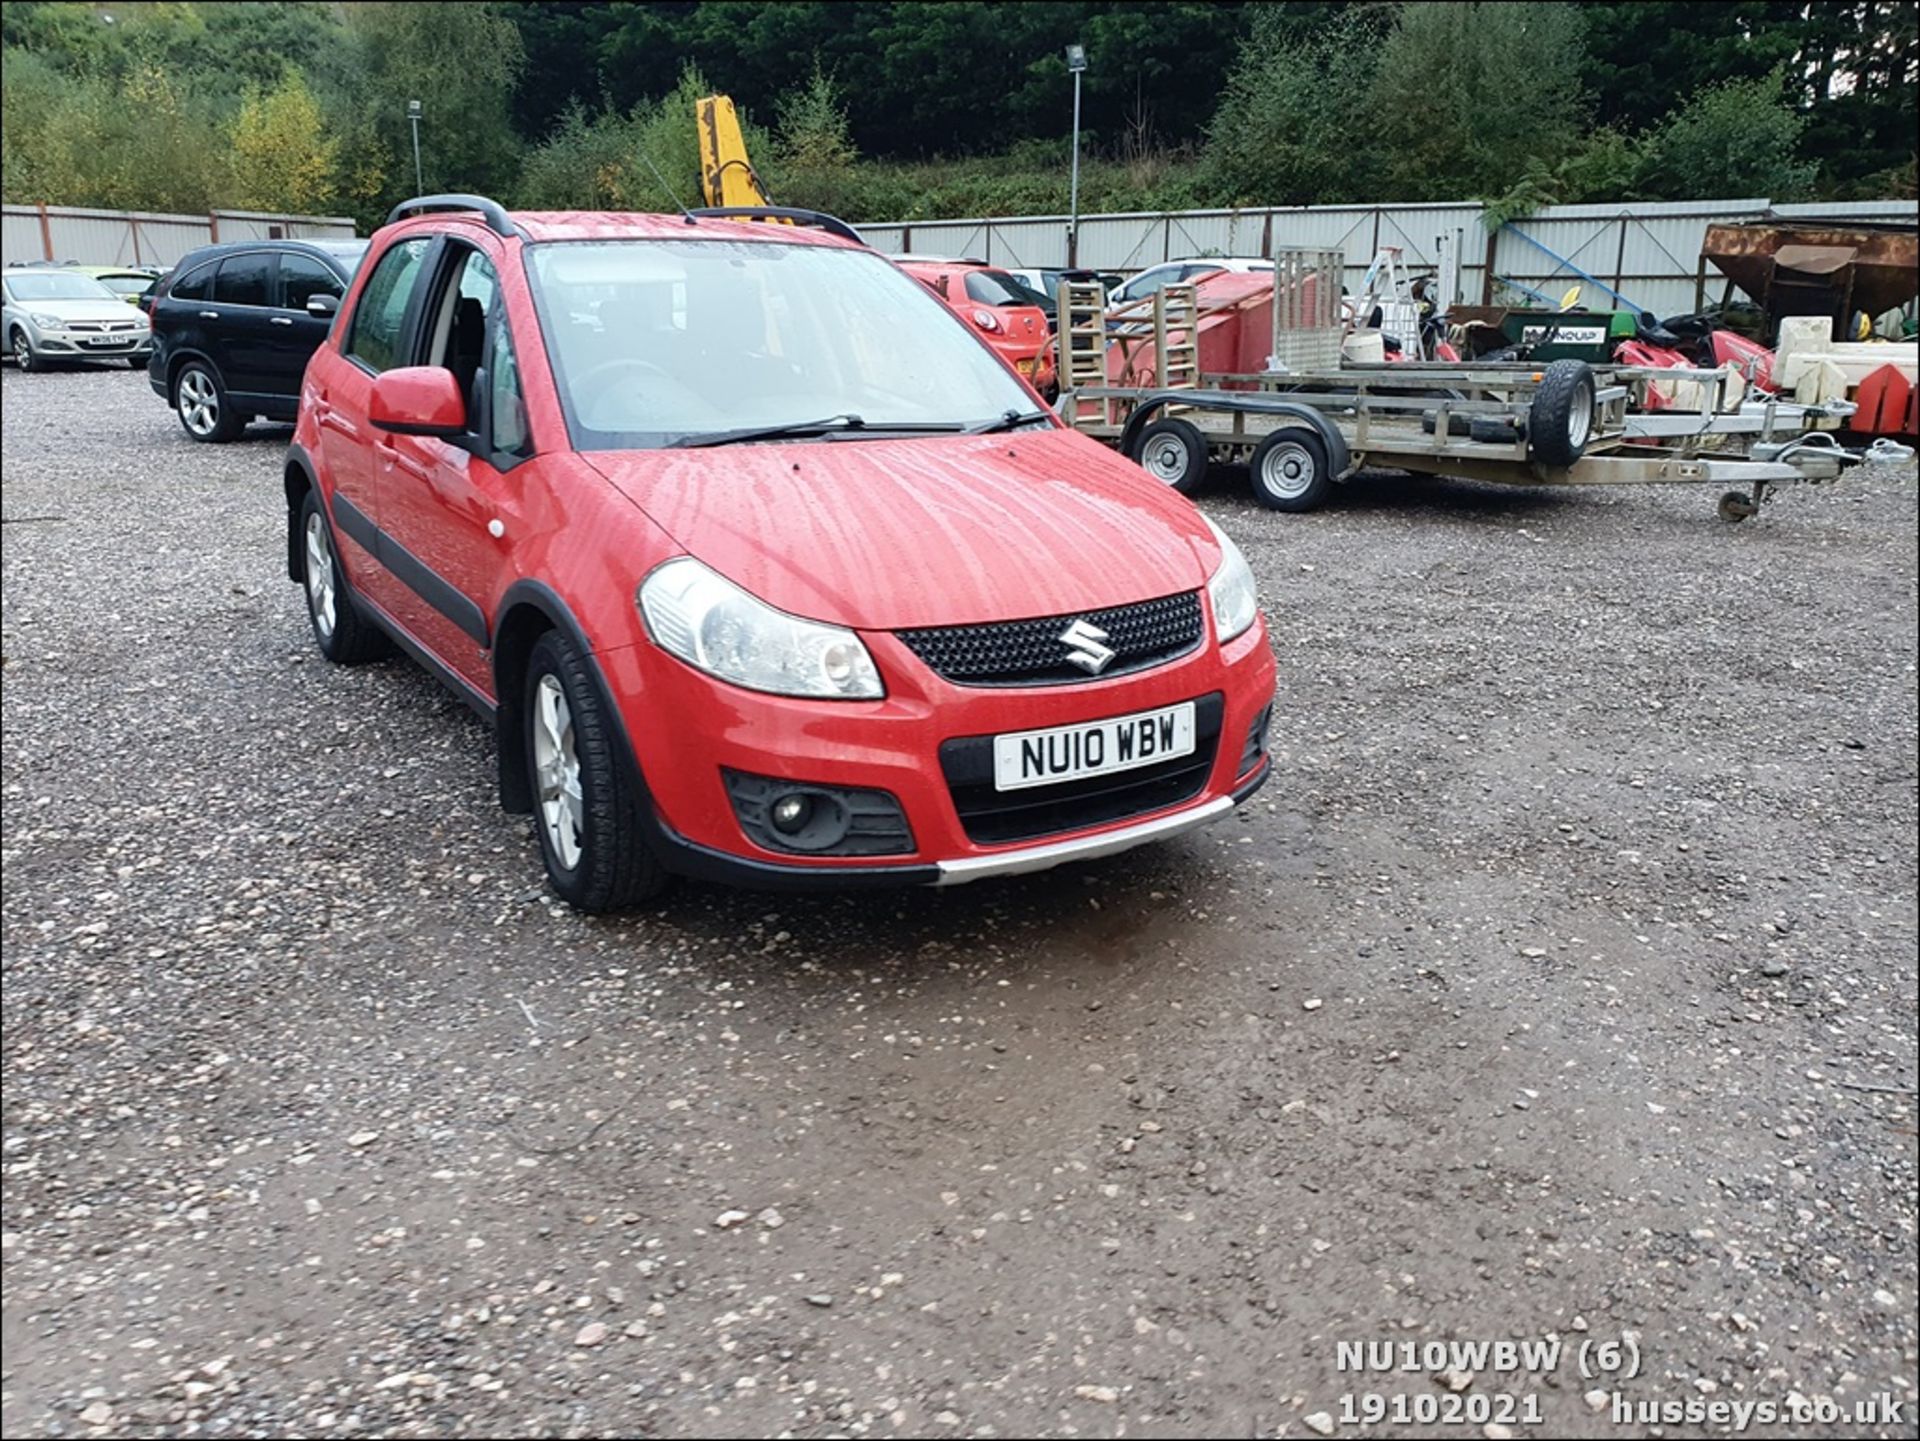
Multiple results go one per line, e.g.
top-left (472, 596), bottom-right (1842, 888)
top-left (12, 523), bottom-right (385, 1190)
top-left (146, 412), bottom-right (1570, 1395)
top-left (993, 701), bottom-right (1196, 792)
top-left (1016, 358), bottom-right (1036, 376)
top-left (83, 336), bottom-right (128, 347)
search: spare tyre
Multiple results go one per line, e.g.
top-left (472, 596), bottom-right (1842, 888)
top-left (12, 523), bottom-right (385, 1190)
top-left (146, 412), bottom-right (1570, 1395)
top-left (1528, 359), bottom-right (1596, 468)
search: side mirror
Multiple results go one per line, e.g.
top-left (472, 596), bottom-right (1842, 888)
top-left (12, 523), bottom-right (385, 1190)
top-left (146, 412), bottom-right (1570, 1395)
top-left (306, 292), bottom-right (341, 318)
top-left (369, 366), bottom-right (466, 437)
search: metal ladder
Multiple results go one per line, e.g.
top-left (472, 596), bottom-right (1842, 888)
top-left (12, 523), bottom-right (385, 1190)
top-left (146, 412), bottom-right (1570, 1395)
top-left (1355, 246), bottom-right (1426, 360)
top-left (1057, 280), bottom-right (1110, 423)
top-left (1153, 284), bottom-right (1201, 390)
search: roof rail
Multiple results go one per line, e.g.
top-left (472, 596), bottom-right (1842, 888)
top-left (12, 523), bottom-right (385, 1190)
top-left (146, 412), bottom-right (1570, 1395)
top-left (385, 194), bottom-right (519, 239)
top-left (687, 205), bottom-right (865, 246)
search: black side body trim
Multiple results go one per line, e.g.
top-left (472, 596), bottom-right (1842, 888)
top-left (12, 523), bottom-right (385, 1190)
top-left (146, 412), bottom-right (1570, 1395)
top-left (329, 491), bottom-right (489, 647)
top-left (355, 596), bottom-right (496, 721)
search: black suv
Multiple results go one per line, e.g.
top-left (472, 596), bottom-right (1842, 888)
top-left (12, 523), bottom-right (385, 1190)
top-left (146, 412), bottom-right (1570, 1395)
top-left (149, 238), bottom-right (368, 442)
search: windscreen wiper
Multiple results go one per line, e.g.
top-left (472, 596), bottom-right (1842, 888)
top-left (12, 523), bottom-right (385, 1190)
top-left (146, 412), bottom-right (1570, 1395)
top-left (668, 414), bottom-right (869, 449)
top-left (669, 414), bottom-right (985, 449)
top-left (965, 409), bottom-right (1054, 435)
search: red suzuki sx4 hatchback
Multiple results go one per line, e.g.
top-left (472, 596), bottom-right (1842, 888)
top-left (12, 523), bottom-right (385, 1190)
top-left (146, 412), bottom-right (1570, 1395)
top-left (286, 196), bottom-right (1276, 910)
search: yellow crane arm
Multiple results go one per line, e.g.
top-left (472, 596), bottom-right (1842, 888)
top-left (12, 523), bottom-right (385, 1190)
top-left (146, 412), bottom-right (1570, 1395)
top-left (696, 94), bottom-right (776, 209)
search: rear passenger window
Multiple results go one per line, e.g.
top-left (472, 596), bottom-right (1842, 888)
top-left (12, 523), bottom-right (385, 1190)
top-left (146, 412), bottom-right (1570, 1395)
top-left (279, 253), bottom-right (342, 309)
top-left (346, 237), bottom-right (431, 374)
top-left (169, 263), bottom-right (214, 302)
top-left (215, 253), bottom-right (273, 307)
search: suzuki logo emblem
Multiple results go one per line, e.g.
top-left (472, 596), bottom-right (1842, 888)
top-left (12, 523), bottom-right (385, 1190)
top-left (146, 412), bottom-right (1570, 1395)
top-left (1058, 618), bottom-right (1116, 675)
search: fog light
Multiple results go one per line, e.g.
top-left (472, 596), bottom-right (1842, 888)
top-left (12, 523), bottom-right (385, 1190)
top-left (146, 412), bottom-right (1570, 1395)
top-left (722, 770), bottom-right (914, 856)
top-left (771, 793), bottom-right (811, 833)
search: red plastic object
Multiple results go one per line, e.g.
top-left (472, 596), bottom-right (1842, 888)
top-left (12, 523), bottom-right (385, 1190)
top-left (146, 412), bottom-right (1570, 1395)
top-left (1852, 362), bottom-right (1915, 437)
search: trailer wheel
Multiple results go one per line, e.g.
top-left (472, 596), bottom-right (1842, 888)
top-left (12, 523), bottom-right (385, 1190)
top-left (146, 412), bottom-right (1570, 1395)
top-left (1129, 418), bottom-right (1209, 494)
top-left (1249, 428), bottom-right (1333, 513)
top-left (1528, 360), bottom-right (1596, 468)
top-left (1717, 490), bottom-right (1759, 523)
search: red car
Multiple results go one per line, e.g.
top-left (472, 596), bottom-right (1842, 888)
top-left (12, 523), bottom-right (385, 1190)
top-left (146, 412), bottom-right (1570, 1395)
top-left (897, 258), bottom-right (1057, 397)
top-left (286, 195), bottom-right (1275, 910)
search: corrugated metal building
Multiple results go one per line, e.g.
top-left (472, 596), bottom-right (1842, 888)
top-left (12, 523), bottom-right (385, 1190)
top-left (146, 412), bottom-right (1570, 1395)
top-left (2, 205), bottom-right (358, 269)
top-left (862, 197), bottom-right (1919, 320)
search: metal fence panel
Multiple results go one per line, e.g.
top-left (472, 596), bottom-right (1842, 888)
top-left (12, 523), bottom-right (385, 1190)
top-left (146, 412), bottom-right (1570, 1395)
top-left (1, 209), bottom-right (43, 266)
top-left (2, 203), bottom-right (356, 268)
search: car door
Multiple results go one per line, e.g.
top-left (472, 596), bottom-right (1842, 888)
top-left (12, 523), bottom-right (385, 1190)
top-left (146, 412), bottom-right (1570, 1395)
top-left (208, 251), bottom-right (278, 404)
top-left (374, 243), bottom-right (527, 693)
top-left (265, 250), bottom-right (347, 404)
top-left (314, 235), bottom-right (434, 622)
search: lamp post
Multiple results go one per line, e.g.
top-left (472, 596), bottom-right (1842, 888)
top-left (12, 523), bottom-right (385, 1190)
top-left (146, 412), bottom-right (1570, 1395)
top-left (407, 99), bottom-right (424, 194)
top-left (1065, 43), bottom-right (1086, 267)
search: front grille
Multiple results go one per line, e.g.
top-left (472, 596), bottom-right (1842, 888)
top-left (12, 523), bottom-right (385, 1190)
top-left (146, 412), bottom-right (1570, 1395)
top-left (897, 591), bottom-right (1203, 687)
top-left (940, 693), bottom-right (1223, 845)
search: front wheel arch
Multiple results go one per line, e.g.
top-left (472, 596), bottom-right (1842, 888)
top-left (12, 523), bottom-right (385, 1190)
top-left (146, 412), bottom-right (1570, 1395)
top-left (284, 457), bottom-right (317, 583)
top-left (492, 601), bottom-right (557, 815)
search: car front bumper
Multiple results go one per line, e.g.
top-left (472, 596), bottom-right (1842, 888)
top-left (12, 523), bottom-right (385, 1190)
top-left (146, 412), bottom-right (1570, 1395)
top-left (606, 614), bottom-right (1278, 890)
top-left (27, 330), bottom-right (152, 358)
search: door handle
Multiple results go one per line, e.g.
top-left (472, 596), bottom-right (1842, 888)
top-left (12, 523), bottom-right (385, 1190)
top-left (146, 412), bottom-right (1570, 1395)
top-left (271, 316), bottom-right (294, 326)
top-left (198, 311), bottom-right (219, 320)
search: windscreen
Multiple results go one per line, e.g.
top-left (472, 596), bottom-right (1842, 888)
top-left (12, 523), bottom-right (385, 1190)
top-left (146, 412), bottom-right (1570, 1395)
top-left (6, 272), bottom-right (116, 302)
top-left (96, 275), bottom-right (153, 297)
top-left (527, 239), bottom-right (1034, 449)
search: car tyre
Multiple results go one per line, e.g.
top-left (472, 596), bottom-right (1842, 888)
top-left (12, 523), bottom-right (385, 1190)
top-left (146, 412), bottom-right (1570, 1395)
top-left (1129, 417), bottom-right (1209, 494)
top-left (1248, 427), bottom-right (1333, 512)
top-left (523, 630), bottom-right (666, 913)
top-left (173, 360), bottom-right (242, 443)
top-left (299, 490), bottom-right (389, 664)
top-left (12, 328), bottom-right (41, 373)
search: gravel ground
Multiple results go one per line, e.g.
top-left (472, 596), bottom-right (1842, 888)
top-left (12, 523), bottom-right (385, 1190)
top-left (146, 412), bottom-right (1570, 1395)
top-left (3, 364), bottom-right (1916, 1440)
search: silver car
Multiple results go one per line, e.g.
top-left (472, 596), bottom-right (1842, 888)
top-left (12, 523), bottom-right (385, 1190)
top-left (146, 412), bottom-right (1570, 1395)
top-left (3, 268), bottom-right (154, 372)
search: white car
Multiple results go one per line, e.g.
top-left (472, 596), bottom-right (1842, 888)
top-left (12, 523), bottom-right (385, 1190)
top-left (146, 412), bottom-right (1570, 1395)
top-left (1106, 257), bottom-right (1274, 311)
top-left (3, 269), bottom-right (153, 372)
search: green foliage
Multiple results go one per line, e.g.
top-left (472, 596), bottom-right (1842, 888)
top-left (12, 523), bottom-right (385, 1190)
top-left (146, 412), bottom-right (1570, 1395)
top-left (344, 1), bottom-right (525, 214)
top-left (776, 62), bottom-right (858, 172)
top-left (1372, 2), bottom-right (1590, 200)
top-left (1482, 129), bottom-right (1646, 228)
top-left (0, 48), bottom-right (227, 212)
top-left (229, 70), bottom-right (339, 214)
top-left (516, 67), bottom-right (771, 214)
top-left (1639, 70), bottom-right (1818, 201)
top-left (1203, 7), bottom-right (1389, 206)
top-left (0, 0), bottom-right (1910, 227)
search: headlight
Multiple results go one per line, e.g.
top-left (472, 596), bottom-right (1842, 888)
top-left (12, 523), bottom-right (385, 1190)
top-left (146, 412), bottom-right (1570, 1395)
top-left (638, 557), bottom-right (884, 700)
top-left (1202, 516), bottom-right (1258, 643)
top-left (30, 314), bottom-right (67, 332)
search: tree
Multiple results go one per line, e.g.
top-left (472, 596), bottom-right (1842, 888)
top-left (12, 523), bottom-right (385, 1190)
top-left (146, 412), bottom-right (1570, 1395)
top-left (342, 1), bottom-right (524, 209)
top-left (1370, 2), bottom-right (1591, 201)
top-left (776, 62), bottom-right (858, 171)
top-left (1638, 70), bottom-right (1817, 199)
top-left (229, 70), bottom-right (340, 214)
top-left (1203, 6), bottom-right (1390, 205)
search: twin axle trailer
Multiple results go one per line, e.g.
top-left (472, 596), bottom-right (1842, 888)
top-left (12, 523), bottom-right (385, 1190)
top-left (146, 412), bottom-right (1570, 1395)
top-left (1055, 273), bottom-right (1910, 524)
